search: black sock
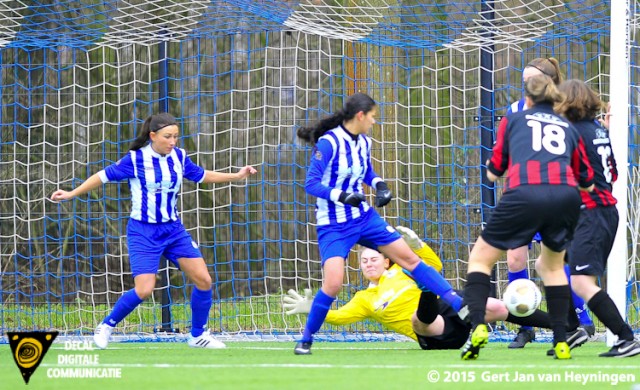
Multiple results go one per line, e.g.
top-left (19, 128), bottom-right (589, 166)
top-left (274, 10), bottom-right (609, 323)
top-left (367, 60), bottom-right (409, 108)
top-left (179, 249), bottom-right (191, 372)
top-left (507, 309), bottom-right (551, 329)
top-left (587, 290), bottom-right (634, 341)
top-left (566, 292), bottom-right (580, 331)
top-left (544, 285), bottom-right (571, 344)
top-left (416, 291), bottom-right (439, 325)
top-left (463, 272), bottom-right (491, 326)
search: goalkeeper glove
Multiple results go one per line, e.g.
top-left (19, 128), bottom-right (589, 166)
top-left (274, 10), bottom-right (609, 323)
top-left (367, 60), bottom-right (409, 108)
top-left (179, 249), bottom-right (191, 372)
top-left (375, 182), bottom-right (392, 207)
top-left (338, 191), bottom-right (365, 207)
top-left (396, 226), bottom-right (423, 251)
top-left (283, 289), bottom-right (313, 315)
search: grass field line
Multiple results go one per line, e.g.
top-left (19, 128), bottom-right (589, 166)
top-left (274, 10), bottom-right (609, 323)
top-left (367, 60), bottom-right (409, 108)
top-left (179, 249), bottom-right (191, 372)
top-left (38, 362), bottom-right (640, 370)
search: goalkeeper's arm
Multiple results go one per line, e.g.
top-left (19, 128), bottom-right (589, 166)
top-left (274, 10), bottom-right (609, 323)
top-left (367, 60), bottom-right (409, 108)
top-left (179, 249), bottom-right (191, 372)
top-left (283, 289), bottom-right (369, 325)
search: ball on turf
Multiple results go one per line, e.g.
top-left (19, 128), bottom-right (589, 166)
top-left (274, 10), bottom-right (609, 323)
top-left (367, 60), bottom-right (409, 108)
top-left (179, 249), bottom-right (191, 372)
top-left (502, 279), bottom-right (542, 317)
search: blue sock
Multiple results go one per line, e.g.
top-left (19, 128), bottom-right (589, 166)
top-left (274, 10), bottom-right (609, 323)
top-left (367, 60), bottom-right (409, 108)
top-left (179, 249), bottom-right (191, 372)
top-left (508, 268), bottom-right (532, 330)
top-left (102, 289), bottom-right (144, 326)
top-left (564, 265), bottom-right (593, 326)
top-left (410, 262), bottom-right (462, 311)
top-left (508, 268), bottom-right (529, 283)
top-left (191, 288), bottom-right (212, 337)
top-left (301, 289), bottom-right (335, 343)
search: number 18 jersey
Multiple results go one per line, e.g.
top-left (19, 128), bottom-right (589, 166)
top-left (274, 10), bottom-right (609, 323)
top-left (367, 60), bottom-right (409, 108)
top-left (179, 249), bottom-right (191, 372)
top-left (488, 103), bottom-right (594, 191)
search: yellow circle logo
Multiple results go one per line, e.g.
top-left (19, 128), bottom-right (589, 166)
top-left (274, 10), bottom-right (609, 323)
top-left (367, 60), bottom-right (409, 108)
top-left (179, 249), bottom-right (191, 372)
top-left (14, 338), bottom-right (43, 369)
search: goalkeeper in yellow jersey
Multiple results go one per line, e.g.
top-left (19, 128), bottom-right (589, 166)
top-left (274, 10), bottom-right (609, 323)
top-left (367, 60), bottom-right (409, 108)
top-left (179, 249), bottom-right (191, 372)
top-left (284, 226), bottom-right (558, 350)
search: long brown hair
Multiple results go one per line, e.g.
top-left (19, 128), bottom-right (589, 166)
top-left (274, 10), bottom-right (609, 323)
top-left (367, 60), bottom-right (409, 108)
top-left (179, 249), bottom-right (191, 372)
top-left (555, 80), bottom-right (605, 122)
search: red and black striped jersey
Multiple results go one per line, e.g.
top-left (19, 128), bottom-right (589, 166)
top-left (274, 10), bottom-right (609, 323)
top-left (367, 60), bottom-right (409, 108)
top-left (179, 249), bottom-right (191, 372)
top-left (572, 119), bottom-right (617, 209)
top-left (488, 103), bottom-right (594, 191)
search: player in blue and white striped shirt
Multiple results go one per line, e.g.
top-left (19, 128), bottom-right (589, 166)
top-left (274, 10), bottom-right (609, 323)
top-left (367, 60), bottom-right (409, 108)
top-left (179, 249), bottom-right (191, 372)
top-left (51, 112), bottom-right (257, 350)
top-left (293, 93), bottom-right (464, 355)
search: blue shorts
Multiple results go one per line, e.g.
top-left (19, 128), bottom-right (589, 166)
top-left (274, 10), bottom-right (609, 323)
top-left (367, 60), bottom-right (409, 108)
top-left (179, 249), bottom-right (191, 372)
top-left (127, 219), bottom-right (203, 277)
top-left (316, 209), bottom-right (401, 264)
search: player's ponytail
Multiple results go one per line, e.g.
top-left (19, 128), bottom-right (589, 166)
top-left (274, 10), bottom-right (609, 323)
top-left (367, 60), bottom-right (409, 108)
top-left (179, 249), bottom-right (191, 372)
top-left (524, 74), bottom-right (564, 106)
top-left (526, 57), bottom-right (564, 85)
top-left (129, 113), bottom-right (178, 151)
top-left (297, 92), bottom-right (377, 144)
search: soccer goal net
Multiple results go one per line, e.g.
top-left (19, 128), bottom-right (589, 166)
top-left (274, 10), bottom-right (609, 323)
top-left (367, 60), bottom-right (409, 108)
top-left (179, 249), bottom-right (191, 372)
top-left (0, 0), bottom-right (637, 342)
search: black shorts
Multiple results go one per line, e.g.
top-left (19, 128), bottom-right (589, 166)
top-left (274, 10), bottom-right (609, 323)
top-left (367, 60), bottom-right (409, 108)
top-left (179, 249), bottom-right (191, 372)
top-left (416, 300), bottom-right (471, 350)
top-left (568, 206), bottom-right (618, 276)
top-left (481, 185), bottom-right (582, 252)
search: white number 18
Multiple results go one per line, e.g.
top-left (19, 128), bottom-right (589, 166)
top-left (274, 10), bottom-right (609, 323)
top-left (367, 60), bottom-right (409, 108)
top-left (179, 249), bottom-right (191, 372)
top-left (528, 120), bottom-right (566, 155)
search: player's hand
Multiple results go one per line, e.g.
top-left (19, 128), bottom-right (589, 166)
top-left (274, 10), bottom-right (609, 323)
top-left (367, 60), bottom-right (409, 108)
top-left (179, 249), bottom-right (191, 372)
top-left (598, 102), bottom-right (611, 129)
top-left (396, 226), bottom-right (423, 251)
top-left (283, 289), bottom-right (313, 315)
top-left (339, 192), bottom-right (365, 207)
top-left (236, 165), bottom-right (258, 179)
top-left (374, 182), bottom-right (392, 207)
top-left (51, 190), bottom-right (74, 202)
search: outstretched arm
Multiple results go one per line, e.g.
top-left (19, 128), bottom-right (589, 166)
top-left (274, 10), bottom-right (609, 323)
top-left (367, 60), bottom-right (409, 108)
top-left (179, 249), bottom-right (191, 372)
top-left (283, 289), bottom-right (369, 325)
top-left (51, 173), bottom-right (104, 201)
top-left (201, 165), bottom-right (257, 184)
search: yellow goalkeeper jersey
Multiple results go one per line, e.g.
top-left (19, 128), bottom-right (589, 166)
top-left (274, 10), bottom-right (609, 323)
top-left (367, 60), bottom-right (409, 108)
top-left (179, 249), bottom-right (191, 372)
top-left (325, 243), bottom-right (441, 341)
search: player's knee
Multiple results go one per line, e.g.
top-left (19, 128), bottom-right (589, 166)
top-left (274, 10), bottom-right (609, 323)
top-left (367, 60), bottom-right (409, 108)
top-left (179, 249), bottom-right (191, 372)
top-left (506, 256), bottom-right (527, 270)
top-left (322, 281), bottom-right (342, 297)
top-left (393, 253), bottom-right (420, 269)
top-left (192, 272), bottom-right (212, 290)
top-left (411, 313), bottom-right (428, 333)
top-left (569, 275), bottom-right (594, 298)
top-left (134, 285), bottom-right (155, 300)
top-left (411, 313), bottom-right (440, 337)
top-left (506, 247), bottom-right (528, 269)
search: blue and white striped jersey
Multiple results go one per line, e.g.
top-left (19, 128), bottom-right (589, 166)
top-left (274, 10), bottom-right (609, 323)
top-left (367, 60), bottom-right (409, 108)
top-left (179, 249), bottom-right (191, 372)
top-left (507, 98), bottom-right (528, 115)
top-left (98, 144), bottom-right (205, 223)
top-left (305, 125), bottom-right (382, 226)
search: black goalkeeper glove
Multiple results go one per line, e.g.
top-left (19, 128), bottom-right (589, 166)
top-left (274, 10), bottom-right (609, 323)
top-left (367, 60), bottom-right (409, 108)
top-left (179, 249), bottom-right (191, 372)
top-left (338, 192), bottom-right (365, 207)
top-left (374, 182), bottom-right (393, 207)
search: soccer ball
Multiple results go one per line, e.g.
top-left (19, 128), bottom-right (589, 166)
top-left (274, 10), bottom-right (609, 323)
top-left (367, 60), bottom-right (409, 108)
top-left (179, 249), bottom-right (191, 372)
top-left (502, 279), bottom-right (542, 317)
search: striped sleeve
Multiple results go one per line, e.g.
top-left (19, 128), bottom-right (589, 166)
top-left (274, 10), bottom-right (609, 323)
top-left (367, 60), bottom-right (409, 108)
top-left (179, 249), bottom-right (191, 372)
top-left (305, 139), bottom-right (339, 201)
top-left (101, 152), bottom-right (136, 182)
top-left (487, 116), bottom-right (509, 177)
top-left (571, 136), bottom-right (595, 189)
top-left (177, 148), bottom-right (205, 183)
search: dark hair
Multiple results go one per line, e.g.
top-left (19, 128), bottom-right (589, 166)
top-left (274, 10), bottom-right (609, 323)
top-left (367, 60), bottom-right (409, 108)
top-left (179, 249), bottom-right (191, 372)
top-left (129, 112), bottom-right (178, 151)
top-left (525, 57), bottom-right (563, 85)
top-left (524, 74), bottom-right (565, 106)
top-left (555, 79), bottom-right (604, 123)
top-left (297, 92), bottom-right (377, 144)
